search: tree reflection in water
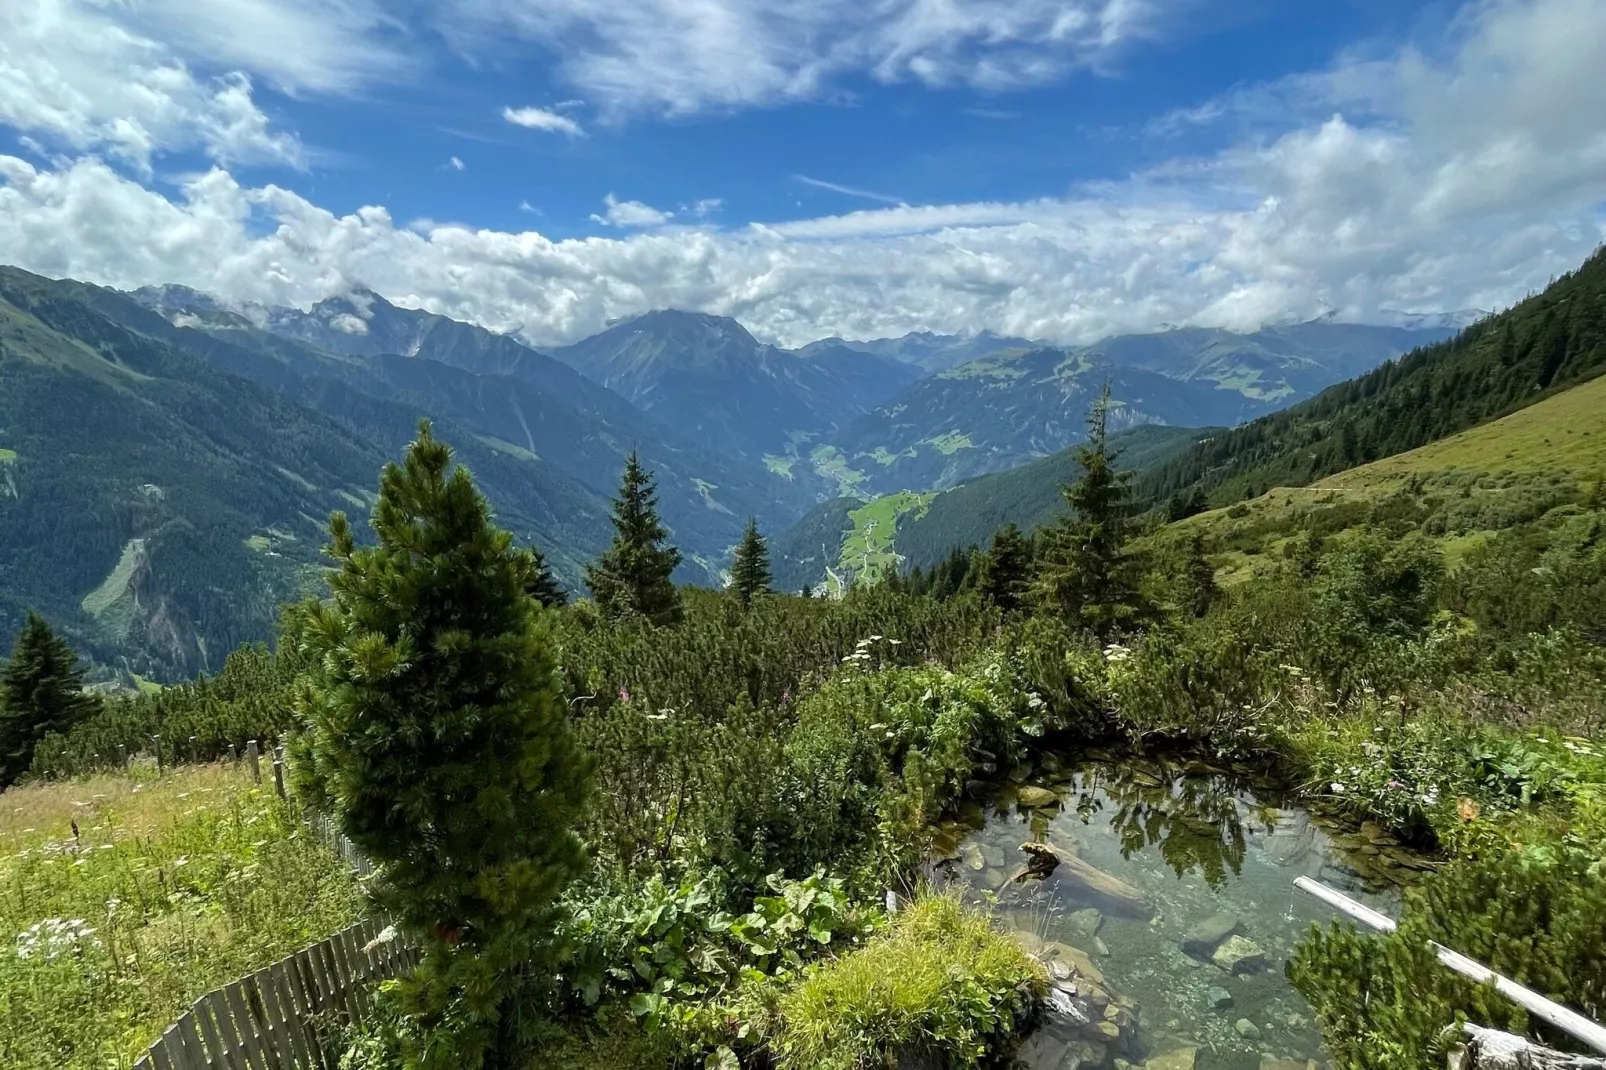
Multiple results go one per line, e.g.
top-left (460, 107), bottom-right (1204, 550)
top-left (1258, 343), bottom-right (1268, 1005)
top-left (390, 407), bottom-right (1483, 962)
top-left (1064, 764), bottom-right (1248, 889)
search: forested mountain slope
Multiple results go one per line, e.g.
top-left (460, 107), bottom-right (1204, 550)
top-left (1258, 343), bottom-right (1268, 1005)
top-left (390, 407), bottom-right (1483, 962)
top-left (547, 310), bottom-right (919, 463)
top-left (1145, 248), bottom-right (1606, 506)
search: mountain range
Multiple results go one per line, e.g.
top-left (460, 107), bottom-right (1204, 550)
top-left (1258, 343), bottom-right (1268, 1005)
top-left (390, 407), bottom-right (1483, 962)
top-left (0, 264), bottom-right (1457, 678)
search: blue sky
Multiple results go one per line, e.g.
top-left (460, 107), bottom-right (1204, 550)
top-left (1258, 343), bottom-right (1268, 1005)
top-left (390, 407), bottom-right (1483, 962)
top-left (0, 0), bottom-right (1603, 347)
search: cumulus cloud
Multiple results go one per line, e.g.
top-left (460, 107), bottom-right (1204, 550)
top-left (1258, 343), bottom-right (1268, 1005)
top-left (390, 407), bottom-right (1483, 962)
top-left (444, 0), bottom-right (1176, 117)
top-left (502, 105), bottom-right (586, 137)
top-left (589, 193), bottom-right (674, 228)
top-left (0, 0), bottom-right (304, 173)
top-left (0, 0), bottom-right (1602, 350)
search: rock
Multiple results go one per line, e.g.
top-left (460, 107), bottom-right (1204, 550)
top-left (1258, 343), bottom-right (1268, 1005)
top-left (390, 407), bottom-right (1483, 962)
top-left (1096, 1020), bottom-right (1122, 1039)
top-left (1018, 786), bottom-right (1061, 808)
top-left (1041, 941), bottom-right (1106, 986)
top-left (1014, 1030), bottom-right (1069, 1070)
top-left (1145, 1047), bottom-right (1199, 1070)
top-left (981, 842), bottom-right (1006, 868)
top-left (1262, 810), bottom-right (1317, 867)
top-left (1235, 1019), bottom-right (1262, 1040)
top-left (1259, 1060), bottom-right (1317, 1070)
top-left (1181, 912), bottom-right (1243, 958)
top-left (1206, 986), bottom-right (1234, 1010)
top-left (1091, 937), bottom-right (1110, 956)
top-left (1066, 907), bottom-right (1105, 940)
top-left (1012, 929), bottom-right (1046, 958)
top-left (1213, 935), bottom-right (1269, 974)
top-left (1050, 960), bottom-right (1074, 982)
top-left (1008, 763), bottom-right (1032, 783)
top-left (960, 843), bottom-right (986, 871)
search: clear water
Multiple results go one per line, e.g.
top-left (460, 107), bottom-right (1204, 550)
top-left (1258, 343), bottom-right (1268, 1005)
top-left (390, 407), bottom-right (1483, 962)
top-left (929, 755), bottom-right (1432, 1070)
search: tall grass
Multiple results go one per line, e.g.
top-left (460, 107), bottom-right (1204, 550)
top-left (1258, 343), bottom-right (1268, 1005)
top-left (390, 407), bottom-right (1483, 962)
top-left (0, 762), bottom-right (366, 1069)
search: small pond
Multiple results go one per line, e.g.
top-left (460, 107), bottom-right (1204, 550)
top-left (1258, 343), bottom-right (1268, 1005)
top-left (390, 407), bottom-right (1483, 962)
top-left (927, 753), bottom-right (1436, 1070)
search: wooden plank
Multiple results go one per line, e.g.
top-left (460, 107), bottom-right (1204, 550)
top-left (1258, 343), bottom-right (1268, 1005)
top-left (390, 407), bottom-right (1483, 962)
top-left (267, 961), bottom-right (319, 1070)
top-left (176, 1014), bottom-right (212, 1067)
top-left (241, 973), bottom-right (292, 1070)
top-left (327, 928), bottom-right (362, 1021)
top-left (145, 1028), bottom-right (178, 1070)
top-left (189, 995), bottom-right (230, 1066)
top-left (275, 955), bottom-right (324, 1070)
top-left (222, 981), bottom-right (271, 1070)
top-left (201, 989), bottom-right (249, 1070)
top-left (158, 1027), bottom-right (192, 1070)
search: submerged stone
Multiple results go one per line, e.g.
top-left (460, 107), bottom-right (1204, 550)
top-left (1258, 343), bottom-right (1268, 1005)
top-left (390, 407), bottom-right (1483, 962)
top-left (1181, 911), bottom-right (1243, 957)
top-left (1066, 907), bottom-right (1104, 940)
top-left (961, 842), bottom-right (986, 871)
top-left (1145, 1047), bottom-right (1199, 1070)
top-left (1207, 986), bottom-right (1234, 1010)
top-left (1018, 786), bottom-right (1061, 808)
top-left (1213, 935), bottom-right (1269, 974)
top-left (1235, 1018), bottom-right (1262, 1040)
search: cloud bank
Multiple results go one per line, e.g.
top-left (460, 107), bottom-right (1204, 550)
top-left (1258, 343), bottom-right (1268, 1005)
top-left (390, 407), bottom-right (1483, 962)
top-left (0, 0), bottom-right (1602, 349)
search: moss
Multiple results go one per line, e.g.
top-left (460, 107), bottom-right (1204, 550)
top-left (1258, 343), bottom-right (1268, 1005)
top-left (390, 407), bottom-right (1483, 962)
top-left (772, 893), bottom-right (1045, 1070)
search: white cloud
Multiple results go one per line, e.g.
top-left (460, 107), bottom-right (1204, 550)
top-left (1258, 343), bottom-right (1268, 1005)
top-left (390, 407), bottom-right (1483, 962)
top-left (445, 0), bottom-right (1179, 117)
top-left (0, 0), bottom-right (304, 173)
top-left (449, 155), bottom-right (466, 171)
top-left (502, 105), bottom-right (586, 137)
top-left (589, 193), bottom-right (674, 228)
top-left (690, 198), bottom-right (724, 217)
top-left (0, 0), bottom-right (1602, 352)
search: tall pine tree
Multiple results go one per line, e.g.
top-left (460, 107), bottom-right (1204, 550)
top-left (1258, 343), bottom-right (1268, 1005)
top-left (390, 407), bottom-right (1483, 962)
top-left (525, 547), bottom-right (568, 608)
top-left (729, 516), bottom-right (773, 609)
top-left (1182, 533), bottom-right (1221, 618)
top-left (980, 523), bottom-right (1031, 613)
top-left (585, 451), bottom-right (684, 625)
top-left (290, 422), bottom-right (591, 1069)
top-left (0, 613), bottom-right (100, 787)
top-left (1033, 385), bottom-right (1147, 636)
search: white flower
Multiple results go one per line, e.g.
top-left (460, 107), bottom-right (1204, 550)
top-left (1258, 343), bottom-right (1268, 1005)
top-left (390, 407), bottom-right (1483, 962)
top-left (1331, 783), bottom-right (1347, 794)
top-left (16, 918), bottom-right (99, 960)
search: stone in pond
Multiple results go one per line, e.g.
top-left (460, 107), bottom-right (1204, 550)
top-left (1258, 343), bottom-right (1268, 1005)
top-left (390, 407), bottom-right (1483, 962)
top-left (1180, 911), bottom-right (1243, 957)
top-left (1066, 907), bottom-right (1104, 940)
top-left (1144, 1047), bottom-right (1198, 1070)
top-left (1207, 986), bottom-right (1233, 1011)
top-left (1018, 785), bottom-right (1060, 808)
top-left (1041, 941), bottom-right (1104, 986)
top-left (1011, 928), bottom-right (1046, 957)
top-left (1234, 1019), bottom-right (1262, 1040)
top-left (1091, 937), bottom-right (1110, 956)
top-left (981, 842), bottom-right (1006, 868)
top-left (960, 843), bottom-right (985, 871)
top-left (1213, 935), bottom-right (1269, 974)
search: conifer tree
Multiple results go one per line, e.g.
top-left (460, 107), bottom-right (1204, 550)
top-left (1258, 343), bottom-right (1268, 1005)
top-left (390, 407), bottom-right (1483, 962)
top-left (729, 517), bottom-right (773, 609)
top-left (1182, 533), bottom-right (1221, 618)
top-left (980, 523), bottom-right (1030, 613)
top-left (1033, 386), bottom-right (1147, 636)
top-left (0, 612), bottom-right (100, 786)
top-left (525, 547), bottom-right (568, 608)
top-left (291, 422), bottom-right (590, 1069)
top-left (585, 451), bottom-right (683, 625)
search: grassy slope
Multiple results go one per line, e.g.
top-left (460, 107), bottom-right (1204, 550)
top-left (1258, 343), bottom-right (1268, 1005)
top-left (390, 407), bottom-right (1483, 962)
top-left (0, 764), bottom-right (364, 1069)
top-left (833, 491), bottom-right (936, 592)
top-left (1173, 374), bottom-right (1606, 582)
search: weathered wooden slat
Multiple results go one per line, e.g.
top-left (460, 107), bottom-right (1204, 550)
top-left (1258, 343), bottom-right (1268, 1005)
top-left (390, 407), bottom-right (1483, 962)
top-left (146, 1028), bottom-right (178, 1070)
top-left (328, 928), bottom-right (362, 1021)
top-left (267, 961), bottom-right (318, 1070)
top-left (272, 956), bottom-right (322, 1070)
top-left (222, 981), bottom-right (271, 1070)
top-left (176, 1014), bottom-right (212, 1068)
top-left (189, 995), bottom-right (230, 1066)
top-left (158, 1026), bottom-right (193, 1070)
top-left (200, 989), bottom-right (248, 1070)
top-left (241, 974), bottom-right (293, 1070)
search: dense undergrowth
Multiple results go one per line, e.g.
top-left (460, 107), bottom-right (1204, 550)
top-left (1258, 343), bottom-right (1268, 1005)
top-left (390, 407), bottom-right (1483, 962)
top-left (8, 423), bottom-right (1606, 1070)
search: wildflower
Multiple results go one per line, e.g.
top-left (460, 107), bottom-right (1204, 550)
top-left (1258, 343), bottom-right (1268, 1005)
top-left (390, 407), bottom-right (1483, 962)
top-left (16, 918), bottom-right (98, 960)
top-left (1331, 783), bottom-right (1347, 794)
top-left (618, 687), bottom-right (631, 703)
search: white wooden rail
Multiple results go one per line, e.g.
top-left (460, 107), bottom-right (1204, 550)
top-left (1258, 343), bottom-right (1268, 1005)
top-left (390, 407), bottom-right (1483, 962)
top-left (131, 915), bottom-right (416, 1070)
top-left (1295, 875), bottom-right (1606, 1056)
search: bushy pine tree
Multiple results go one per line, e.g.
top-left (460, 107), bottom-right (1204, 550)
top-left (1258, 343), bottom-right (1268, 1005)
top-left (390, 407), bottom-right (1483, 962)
top-left (980, 523), bottom-right (1030, 613)
top-left (1033, 386), bottom-right (1147, 637)
top-left (525, 547), bottom-right (568, 608)
top-left (0, 612), bottom-right (100, 787)
top-left (1182, 533), bottom-right (1221, 618)
top-left (585, 451), bottom-right (684, 625)
top-left (290, 422), bottom-right (591, 1069)
top-left (729, 517), bottom-right (773, 609)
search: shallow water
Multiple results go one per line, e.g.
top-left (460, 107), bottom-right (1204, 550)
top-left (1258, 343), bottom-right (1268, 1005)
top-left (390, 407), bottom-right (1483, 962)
top-left (929, 755), bottom-right (1433, 1070)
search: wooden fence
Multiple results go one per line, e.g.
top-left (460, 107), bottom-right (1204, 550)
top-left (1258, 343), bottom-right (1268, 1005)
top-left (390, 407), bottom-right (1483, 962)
top-left (133, 915), bottom-right (416, 1070)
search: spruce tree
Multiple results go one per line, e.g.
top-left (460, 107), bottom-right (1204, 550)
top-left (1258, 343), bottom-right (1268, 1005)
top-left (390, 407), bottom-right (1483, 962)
top-left (291, 422), bottom-right (590, 1069)
top-left (980, 523), bottom-right (1030, 613)
top-left (729, 517), bottom-right (773, 609)
top-left (1033, 386), bottom-right (1147, 637)
top-left (0, 612), bottom-right (100, 786)
top-left (584, 451), bottom-right (683, 625)
top-left (525, 547), bottom-right (568, 608)
top-left (1182, 533), bottom-right (1221, 618)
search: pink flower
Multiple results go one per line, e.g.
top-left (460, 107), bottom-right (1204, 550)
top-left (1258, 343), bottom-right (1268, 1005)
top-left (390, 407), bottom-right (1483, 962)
top-left (618, 687), bottom-right (631, 703)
